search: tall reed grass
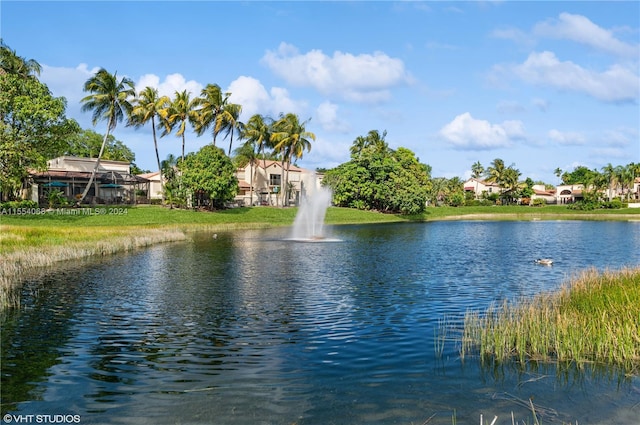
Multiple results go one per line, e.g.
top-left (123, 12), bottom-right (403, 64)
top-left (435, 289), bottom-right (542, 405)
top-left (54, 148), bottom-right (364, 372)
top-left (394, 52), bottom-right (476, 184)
top-left (462, 267), bottom-right (640, 373)
top-left (0, 225), bottom-right (188, 308)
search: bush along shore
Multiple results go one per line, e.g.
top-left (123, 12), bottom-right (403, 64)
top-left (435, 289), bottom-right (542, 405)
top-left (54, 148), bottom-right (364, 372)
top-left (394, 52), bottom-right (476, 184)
top-left (462, 267), bottom-right (640, 375)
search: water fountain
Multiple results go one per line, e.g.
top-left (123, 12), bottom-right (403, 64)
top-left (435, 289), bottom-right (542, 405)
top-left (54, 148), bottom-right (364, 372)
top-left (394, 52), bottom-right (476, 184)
top-left (290, 185), bottom-right (334, 241)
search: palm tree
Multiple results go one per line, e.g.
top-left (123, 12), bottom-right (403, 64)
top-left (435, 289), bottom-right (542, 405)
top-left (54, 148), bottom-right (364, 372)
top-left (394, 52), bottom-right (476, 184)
top-left (130, 87), bottom-right (170, 200)
top-left (215, 102), bottom-right (243, 156)
top-left (601, 163), bottom-right (617, 202)
top-left (233, 140), bottom-right (259, 207)
top-left (78, 69), bottom-right (135, 203)
top-left (240, 114), bottom-right (273, 202)
top-left (502, 166), bottom-right (522, 204)
top-left (485, 158), bottom-right (506, 190)
top-left (471, 161), bottom-right (484, 179)
top-left (193, 83), bottom-right (228, 146)
top-left (0, 39), bottom-right (41, 78)
top-left (350, 130), bottom-right (388, 158)
top-left (617, 164), bottom-right (635, 201)
top-left (162, 90), bottom-right (199, 162)
top-left (271, 113), bottom-right (315, 206)
top-left (160, 154), bottom-right (180, 209)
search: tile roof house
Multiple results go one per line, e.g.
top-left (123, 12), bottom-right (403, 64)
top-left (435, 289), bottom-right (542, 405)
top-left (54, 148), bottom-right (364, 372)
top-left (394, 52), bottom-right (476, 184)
top-left (463, 178), bottom-right (502, 199)
top-left (234, 160), bottom-right (323, 206)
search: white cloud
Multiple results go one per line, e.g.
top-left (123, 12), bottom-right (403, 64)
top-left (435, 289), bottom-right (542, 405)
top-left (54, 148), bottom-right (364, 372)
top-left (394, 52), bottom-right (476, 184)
top-left (548, 129), bottom-right (586, 145)
top-left (41, 63), bottom-right (99, 104)
top-left (439, 112), bottom-right (525, 150)
top-left (261, 42), bottom-right (412, 103)
top-left (509, 51), bottom-right (639, 103)
top-left (226, 75), bottom-right (306, 122)
top-left (136, 73), bottom-right (202, 98)
top-left (534, 13), bottom-right (639, 58)
top-left (315, 101), bottom-right (350, 133)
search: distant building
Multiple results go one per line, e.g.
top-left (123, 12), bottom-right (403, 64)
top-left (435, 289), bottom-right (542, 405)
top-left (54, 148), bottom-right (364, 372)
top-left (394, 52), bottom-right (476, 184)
top-left (463, 178), bottom-right (502, 199)
top-left (530, 184), bottom-right (556, 204)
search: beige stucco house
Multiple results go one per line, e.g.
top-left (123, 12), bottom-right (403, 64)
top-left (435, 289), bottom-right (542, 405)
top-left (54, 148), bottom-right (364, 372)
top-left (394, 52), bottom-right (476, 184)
top-left (234, 160), bottom-right (323, 206)
top-left (138, 171), bottom-right (163, 201)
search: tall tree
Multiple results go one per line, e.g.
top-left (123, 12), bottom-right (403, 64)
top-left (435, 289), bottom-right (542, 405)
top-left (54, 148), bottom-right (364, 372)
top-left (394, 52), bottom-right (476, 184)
top-left (350, 130), bottom-right (388, 158)
top-left (215, 102), bottom-right (243, 156)
top-left (617, 164), bottom-right (635, 201)
top-left (65, 129), bottom-right (135, 162)
top-left (238, 114), bottom-right (273, 206)
top-left (0, 39), bottom-right (41, 79)
top-left (162, 90), bottom-right (199, 162)
top-left (193, 83), bottom-right (228, 146)
top-left (485, 158), bottom-right (507, 191)
top-left (324, 132), bottom-right (430, 214)
top-left (471, 161), bottom-right (484, 179)
top-left (271, 113), bottom-right (315, 206)
top-left (0, 64), bottom-right (78, 199)
top-left (601, 163), bottom-right (617, 202)
top-left (242, 114), bottom-right (273, 171)
top-left (130, 87), bottom-right (170, 199)
top-left (160, 153), bottom-right (184, 209)
top-left (179, 145), bottom-right (238, 210)
top-left (502, 166), bottom-right (522, 204)
top-left (78, 69), bottom-right (135, 203)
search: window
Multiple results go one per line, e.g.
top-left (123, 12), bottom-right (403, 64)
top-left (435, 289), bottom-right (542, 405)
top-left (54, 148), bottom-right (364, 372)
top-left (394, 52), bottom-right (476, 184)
top-left (269, 174), bottom-right (281, 186)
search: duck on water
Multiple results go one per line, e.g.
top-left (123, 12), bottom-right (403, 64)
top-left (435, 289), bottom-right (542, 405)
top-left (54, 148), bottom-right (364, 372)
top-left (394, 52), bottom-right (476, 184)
top-left (534, 258), bottom-right (554, 265)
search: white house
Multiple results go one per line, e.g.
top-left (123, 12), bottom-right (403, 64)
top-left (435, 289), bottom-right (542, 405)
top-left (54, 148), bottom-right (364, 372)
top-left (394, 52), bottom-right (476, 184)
top-left (531, 184), bottom-right (556, 204)
top-left (463, 178), bottom-right (502, 199)
top-left (555, 184), bottom-right (585, 204)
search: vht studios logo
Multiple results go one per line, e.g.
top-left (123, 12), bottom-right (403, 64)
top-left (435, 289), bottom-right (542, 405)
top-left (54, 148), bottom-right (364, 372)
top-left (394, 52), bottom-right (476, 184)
top-left (3, 415), bottom-right (81, 424)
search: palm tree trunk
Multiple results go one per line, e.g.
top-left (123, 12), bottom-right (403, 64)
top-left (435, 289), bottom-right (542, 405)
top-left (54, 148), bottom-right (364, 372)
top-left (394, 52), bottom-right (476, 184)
top-left (151, 116), bottom-right (165, 202)
top-left (249, 160), bottom-right (254, 207)
top-left (78, 116), bottom-right (113, 204)
top-left (228, 130), bottom-right (234, 156)
top-left (181, 134), bottom-right (185, 162)
top-left (280, 159), bottom-right (286, 207)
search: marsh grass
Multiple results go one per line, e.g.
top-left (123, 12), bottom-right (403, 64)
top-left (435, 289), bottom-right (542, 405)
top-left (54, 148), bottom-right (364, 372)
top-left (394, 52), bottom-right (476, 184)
top-left (462, 267), bottom-right (640, 373)
top-left (0, 225), bottom-right (188, 308)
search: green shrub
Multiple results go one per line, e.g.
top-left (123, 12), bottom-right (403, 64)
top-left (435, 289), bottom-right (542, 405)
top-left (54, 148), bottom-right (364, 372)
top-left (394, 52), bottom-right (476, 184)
top-left (602, 199), bottom-right (624, 209)
top-left (0, 200), bottom-right (38, 210)
top-left (568, 201), bottom-right (597, 210)
top-left (531, 198), bottom-right (546, 207)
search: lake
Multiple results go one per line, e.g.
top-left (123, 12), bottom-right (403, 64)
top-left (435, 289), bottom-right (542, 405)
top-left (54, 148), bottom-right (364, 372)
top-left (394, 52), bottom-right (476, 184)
top-left (2, 220), bottom-right (639, 424)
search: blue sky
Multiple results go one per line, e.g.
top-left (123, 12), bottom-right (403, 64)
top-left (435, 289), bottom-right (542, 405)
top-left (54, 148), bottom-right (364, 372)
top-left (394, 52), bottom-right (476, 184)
top-left (2, 1), bottom-right (639, 183)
